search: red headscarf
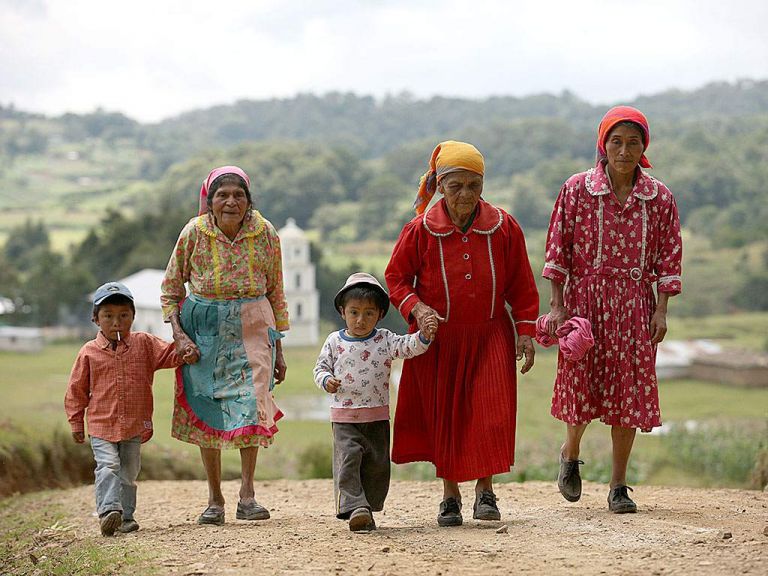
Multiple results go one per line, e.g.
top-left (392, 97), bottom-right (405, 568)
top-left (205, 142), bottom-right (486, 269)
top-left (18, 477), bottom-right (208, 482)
top-left (198, 166), bottom-right (251, 215)
top-left (596, 106), bottom-right (652, 169)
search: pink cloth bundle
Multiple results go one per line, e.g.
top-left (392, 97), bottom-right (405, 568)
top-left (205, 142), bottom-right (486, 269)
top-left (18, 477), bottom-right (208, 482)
top-left (535, 315), bottom-right (595, 362)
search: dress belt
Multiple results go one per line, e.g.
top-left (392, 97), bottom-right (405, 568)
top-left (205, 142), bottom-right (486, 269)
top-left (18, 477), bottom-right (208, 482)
top-left (576, 266), bottom-right (656, 283)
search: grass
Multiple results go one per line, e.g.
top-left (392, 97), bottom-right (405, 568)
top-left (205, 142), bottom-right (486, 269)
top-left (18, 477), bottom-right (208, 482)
top-left (1, 312), bottom-right (767, 493)
top-left (0, 491), bottom-right (156, 575)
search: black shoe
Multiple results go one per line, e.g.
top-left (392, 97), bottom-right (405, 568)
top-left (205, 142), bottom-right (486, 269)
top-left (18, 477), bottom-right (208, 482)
top-left (118, 519), bottom-right (140, 533)
top-left (607, 485), bottom-right (637, 514)
top-left (472, 490), bottom-right (501, 521)
top-left (99, 510), bottom-right (122, 537)
top-left (437, 497), bottom-right (463, 527)
top-left (557, 452), bottom-right (584, 502)
top-left (236, 500), bottom-right (270, 520)
top-left (348, 507), bottom-right (376, 532)
top-left (197, 506), bottom-right (225, 525)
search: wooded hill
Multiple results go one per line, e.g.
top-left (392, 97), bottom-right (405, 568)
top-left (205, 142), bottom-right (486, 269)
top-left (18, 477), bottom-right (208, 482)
top-left (1, 79), bottom-right (766, 326)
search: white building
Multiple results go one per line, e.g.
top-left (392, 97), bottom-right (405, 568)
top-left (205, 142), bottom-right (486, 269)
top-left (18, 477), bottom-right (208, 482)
top-left (0, 326), bottom-right (44, 353)
top-left (111, 269), bottom-right (173, 341)
top-left (279, 218), bottom-right (319, 347)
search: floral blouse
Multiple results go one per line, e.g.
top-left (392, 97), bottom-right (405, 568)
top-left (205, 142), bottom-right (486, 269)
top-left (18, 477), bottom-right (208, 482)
top-left (161, 210), bottom-right (290, 331)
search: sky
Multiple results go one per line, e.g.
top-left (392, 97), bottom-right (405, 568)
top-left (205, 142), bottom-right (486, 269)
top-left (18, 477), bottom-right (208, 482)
top-left (1, 0), bottom-right (766, 123)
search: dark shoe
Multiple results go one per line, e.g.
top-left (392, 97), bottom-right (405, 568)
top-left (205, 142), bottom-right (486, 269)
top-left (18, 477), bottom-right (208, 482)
top-left (472, 490), bottom-right (501, 521)
top-left (197, 506), bottom-right (225, 525)
top-left (557, 452), bottom-right (584, 502)
top-left (348, 507), bottom-right (375, 532)
top-left (437, 497), bottom-right (463, 527)
top-left (608, 485), bottom-right (637, 514)
top-left (118, 519), bottom-right (140, 533)
top-left (236, 500), bottom-right (270, 520)
top-left (99, 510), bottom-right (122, 537)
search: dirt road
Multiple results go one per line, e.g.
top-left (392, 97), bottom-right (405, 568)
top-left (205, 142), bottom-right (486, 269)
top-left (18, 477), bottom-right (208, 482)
top-left (14, 479), bottom-right (768, 575)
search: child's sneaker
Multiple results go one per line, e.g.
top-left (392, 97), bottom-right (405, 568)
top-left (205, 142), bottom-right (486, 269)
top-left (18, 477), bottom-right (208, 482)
top-left (348, 507), bottom-right (375, 532)
top-left (118, 519), bottom-right (140, 533)
top-left (99, 510), bottom-right (122, 536)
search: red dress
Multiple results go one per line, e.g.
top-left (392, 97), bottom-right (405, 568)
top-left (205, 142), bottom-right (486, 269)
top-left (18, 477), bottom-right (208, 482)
top-left (543, 162), bottom-right (682, 430)
top-left (386, 199), bottom-right (539, 482)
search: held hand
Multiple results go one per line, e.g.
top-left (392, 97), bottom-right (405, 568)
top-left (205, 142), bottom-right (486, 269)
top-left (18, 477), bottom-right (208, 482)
top-left (516, 335), bottom-right (535, 374)
top-left (411, 302), bottom-right (445, 333)
top-left (182, 345), bottom-right (200, 365)
top-left (274, 347), bottom-right (287, 385)
top-left (72, 431), bottom-right (85, 444)
top-left (324, 377), bottom-right (341, 394)
top-left (546, 305), bottom-right (569, 336)
top-left (173, 330), bottom-right (200, 363)
top-left (421, 315), bottom-right (439, 341)
top-left (650, 309), bottom-right (668, 345)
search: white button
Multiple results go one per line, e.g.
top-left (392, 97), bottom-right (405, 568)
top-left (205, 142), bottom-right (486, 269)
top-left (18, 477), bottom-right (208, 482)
top-left (463, 253), bottom-right (470, 260)
top-left (462, 236), bottom-right (469, 243)
top-left (465, 274), bottom-right (472, 280)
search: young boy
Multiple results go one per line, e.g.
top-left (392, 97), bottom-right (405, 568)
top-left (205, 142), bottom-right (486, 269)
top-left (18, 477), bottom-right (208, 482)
top-left (313, 272), bottom-right (437, 532)
top-left (65, 281), bottom-right (198, 536)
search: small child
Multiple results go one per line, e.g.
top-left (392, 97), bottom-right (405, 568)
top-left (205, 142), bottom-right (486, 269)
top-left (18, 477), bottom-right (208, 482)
top-left (313, 272), bottom-right (437, 532)
top-left (64, 281), bottom-right (198, 536)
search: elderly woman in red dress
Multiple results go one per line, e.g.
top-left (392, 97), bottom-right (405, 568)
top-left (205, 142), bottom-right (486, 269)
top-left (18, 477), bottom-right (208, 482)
top-left (385, 141), bottom-right (539, 527)
top-left (543, 106), bottom-right (682, 514)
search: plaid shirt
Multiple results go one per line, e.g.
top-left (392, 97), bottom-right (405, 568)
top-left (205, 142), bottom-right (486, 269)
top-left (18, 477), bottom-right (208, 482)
top-left (65, 331), bottom-right (182, 443)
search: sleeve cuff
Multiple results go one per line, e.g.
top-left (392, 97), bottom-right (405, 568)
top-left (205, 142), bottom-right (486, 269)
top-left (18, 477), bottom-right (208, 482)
top-left (542, 262), bottom-right (568, 284)
top-left (398, 294), bottom-right (420, 321)
top-left (418, 332), bottom-right (431, 345)
top-left (515, 321), bottom-right (537, 337)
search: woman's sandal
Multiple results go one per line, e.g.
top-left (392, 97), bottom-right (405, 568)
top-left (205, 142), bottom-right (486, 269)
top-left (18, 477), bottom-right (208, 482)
top-left (197, 506), bottom-right (225, 525)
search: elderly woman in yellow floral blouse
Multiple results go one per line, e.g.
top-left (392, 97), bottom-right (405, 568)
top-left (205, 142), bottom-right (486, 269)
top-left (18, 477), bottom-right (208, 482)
top-left (161, 165), bottom-right (289, 526)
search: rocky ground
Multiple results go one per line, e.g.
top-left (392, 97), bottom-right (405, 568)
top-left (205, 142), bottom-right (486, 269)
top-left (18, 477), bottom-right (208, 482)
top-left (9, 479), bottom-right (768, 575)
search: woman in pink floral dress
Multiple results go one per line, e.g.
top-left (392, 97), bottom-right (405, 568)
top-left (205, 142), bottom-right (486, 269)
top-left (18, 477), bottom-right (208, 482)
top-left (543, 106), bottom-right (682, 514)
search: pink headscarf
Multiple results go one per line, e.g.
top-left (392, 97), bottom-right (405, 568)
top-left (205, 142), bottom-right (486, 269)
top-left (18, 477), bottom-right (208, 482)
top-left (596, 105), bottom-right (652, 169)
top-left (535, 315), bottom-right (595, 362)
top-left (198, 165), bottom-right (251, 215)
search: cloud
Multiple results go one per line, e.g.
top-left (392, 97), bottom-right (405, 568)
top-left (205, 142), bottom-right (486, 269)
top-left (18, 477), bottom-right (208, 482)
top-left (0, 0), bottom-right (766, 121)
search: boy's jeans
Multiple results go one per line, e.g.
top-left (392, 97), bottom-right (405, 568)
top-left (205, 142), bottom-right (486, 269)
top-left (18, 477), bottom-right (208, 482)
top-left (90, 436), bottom-right (141, 520)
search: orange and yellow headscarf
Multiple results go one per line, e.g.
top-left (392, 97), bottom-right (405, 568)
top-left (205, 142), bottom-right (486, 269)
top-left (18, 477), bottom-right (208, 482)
top-left (413, 140), bottom-right (485, 215)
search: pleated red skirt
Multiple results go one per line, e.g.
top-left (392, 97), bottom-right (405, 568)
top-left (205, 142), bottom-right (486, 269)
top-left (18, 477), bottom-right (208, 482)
top-left (392, 316), bottom-right (518, 482)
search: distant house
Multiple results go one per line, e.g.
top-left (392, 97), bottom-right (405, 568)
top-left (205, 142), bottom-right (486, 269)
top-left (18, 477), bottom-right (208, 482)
top-left (279, 218), bottom-right (319, 347)
top-left (655, 340), bottom-right (723, 380)
top-left (0, 326), bottom-right (44, 353)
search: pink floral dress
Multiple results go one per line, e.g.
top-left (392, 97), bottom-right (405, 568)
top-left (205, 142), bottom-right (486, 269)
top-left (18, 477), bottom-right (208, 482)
top-left (543, 162), bottom-right (682, 431)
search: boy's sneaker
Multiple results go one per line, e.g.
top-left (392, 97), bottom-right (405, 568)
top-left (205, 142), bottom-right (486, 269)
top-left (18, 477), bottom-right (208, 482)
top-left (557, 452), bottom-right (584, 502)
top-left (99, 510), bottom-right (122, 537)
top-left (348, 507), bottom-right (375, 532)
top-left (472, 490), bottom-right (501, 521)
top-left (118, 519), bottom-right (140, 533)
top-left (437, 497), bottom-right (463, 527)
top-left (607, 485), bottom-right (637, 514)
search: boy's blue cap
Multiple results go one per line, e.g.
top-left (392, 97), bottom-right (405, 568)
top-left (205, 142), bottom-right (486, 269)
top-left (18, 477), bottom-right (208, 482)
top-left (93, 282), bottom-right (134, 305)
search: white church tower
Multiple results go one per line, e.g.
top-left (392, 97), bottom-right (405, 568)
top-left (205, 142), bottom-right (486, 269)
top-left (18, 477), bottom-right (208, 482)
top-left (278, 218), bottom-right (319, 347)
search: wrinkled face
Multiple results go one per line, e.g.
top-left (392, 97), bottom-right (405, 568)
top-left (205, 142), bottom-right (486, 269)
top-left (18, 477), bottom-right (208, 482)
top-left (605, 123), bottom-right (645, 176)
top-left (211, 183), bottom-right (249, 229)
top-left (340, 297), bottom-right (383, 338)
top-left (438, 170), bottom-right (484, 222)
top-left (94, 303), bottom-right (134, 342)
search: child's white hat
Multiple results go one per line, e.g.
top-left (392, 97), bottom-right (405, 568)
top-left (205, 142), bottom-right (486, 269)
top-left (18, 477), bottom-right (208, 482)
top-left (334, 272), bottom-right (389, 317)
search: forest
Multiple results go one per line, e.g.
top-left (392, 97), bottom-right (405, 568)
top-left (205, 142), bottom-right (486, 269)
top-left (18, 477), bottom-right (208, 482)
top-left (1, 79), bottom-right (767, 328)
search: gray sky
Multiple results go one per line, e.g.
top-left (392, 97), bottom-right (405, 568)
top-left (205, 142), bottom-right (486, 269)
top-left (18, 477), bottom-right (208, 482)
top-left (1, 0), bottom-right (766, 122)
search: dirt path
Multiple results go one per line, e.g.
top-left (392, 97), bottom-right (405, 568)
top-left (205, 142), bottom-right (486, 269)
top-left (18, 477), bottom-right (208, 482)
top-left (21, 480), bottom-right (768, 575)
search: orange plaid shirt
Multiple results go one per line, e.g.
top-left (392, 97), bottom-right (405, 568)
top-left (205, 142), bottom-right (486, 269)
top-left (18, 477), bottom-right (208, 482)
top-left (65, 331), bottom-right (182, 443)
